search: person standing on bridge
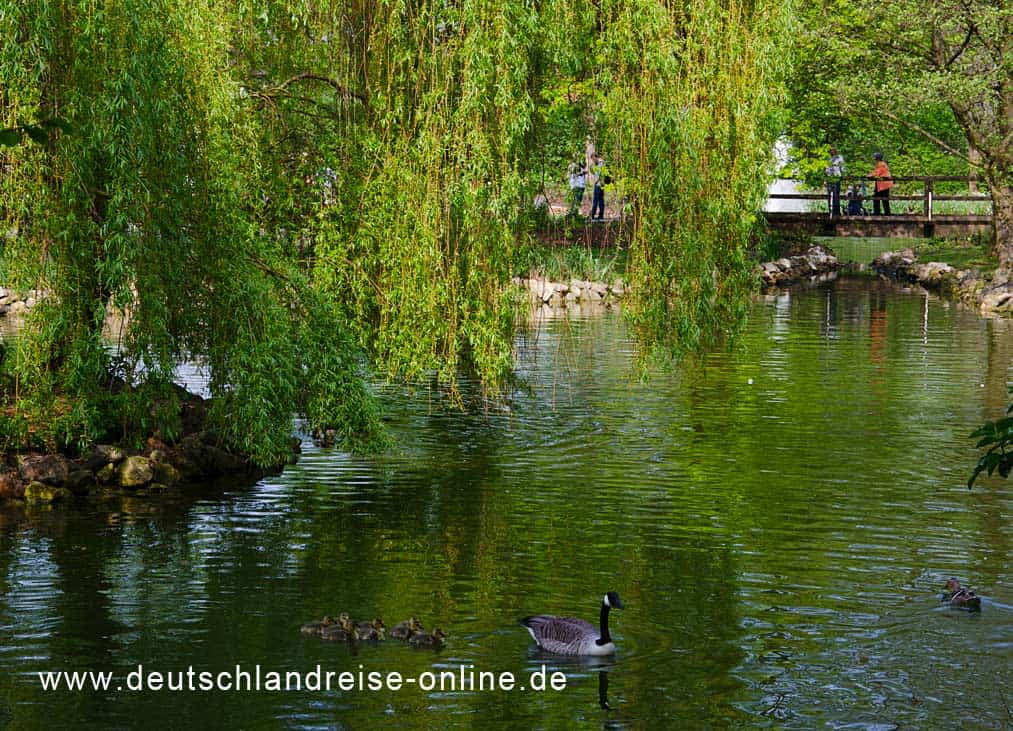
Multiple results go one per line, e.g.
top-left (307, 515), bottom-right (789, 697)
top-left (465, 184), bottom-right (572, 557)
top-left (869, 152), bottom-right (893, 215)
top-left (825, 147), bottom-right (845, 217)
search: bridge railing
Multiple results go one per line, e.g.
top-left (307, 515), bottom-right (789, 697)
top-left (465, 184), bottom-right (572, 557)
top-left (767, 176), bottom-right (992, 219)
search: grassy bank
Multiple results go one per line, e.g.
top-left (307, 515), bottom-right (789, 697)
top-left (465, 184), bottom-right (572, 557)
top-left (908, 237), bottom-right (997, 271)
top-left (512, 243), bottom-right (627, 283)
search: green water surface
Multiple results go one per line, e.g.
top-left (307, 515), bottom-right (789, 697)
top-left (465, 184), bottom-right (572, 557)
top-left (1, 275), bottom-right (1010, 729)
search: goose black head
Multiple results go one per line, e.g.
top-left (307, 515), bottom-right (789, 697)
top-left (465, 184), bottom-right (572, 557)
top-left (603, 591), bottom-right (624, 610)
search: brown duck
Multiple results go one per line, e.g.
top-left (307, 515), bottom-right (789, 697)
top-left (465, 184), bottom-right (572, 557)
top-left (943, 579), bottom-right (982, 612)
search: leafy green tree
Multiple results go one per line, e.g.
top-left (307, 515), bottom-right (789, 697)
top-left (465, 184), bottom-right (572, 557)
top-left (2, 0), bottom-right (793, 460)
top-left (600, 0), bottom-right (791, 355)
top-left (247, 0), bottom-right (793, 373)
top-left (0, 0), bottom-right (382, 463)
top-left (788, 1), bottom-right (1013, 267)
top-left (969, 388), bottom-right (1013, 488)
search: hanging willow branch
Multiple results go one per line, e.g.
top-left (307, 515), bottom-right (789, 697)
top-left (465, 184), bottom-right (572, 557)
top-left (255, 72), bottom-right (367, 106)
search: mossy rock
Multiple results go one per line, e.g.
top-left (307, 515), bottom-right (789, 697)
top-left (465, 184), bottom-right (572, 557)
top-left (24, 481), bottom-right (74, 504)
top-left (96, 463), bottom-right (117, 484)
top-left (117, 456), bottom-right (153, 488)
top-left (65, 469), bottom-right (96, 496)
top-left (151, 461), bottom-right (181, 486)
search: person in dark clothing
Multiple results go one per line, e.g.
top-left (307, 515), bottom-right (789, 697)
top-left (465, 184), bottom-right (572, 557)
top-left (590, 153), bottom-right (607, 220)
top-left (825, 147), bottom-right (845, 217)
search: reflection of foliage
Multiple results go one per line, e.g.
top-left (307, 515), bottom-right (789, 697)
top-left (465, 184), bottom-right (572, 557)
top-left (969, 388), bottom-right (1013, 488)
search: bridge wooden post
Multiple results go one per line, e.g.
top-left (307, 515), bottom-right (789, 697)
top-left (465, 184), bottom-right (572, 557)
top-left (923, 178), bottom-right (934, 238)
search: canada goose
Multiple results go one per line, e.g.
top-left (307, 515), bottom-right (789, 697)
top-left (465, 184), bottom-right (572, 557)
top-left (355, 617), bottom-right (386, 641)
top-left (319, 613), bottom-right (356, 641)
top-left (390, 617), bottom-right (424, 640)
top-left (943, 579), bottom-right (982, 611)
top-left (301, 615), bottom-right (337, 635)
top-left (409, 627), bottom-right (446, 648)
top-left (521, 591), bottom-right (624, 656)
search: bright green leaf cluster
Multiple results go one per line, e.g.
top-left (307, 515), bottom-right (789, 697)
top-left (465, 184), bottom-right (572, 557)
top-left (969, 389), bottom-right (1013, 488)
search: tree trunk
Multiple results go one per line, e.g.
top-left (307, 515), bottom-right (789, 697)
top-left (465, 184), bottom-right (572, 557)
top-left (991, 181), bottom-right (1013, 271)
top-left (968, 145), bottom-right (982, 193)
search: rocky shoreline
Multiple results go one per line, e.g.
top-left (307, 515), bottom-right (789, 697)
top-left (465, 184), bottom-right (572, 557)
top-left (0, 287), bottom-right (48, 317)
top-left (0, 429), bottom-right (294, 504)
top-left (513, 275), bottom-right (626, 307)
top-left (758, 245), bottom-right (841, 288)
top-left (514, 245), bottom-right (842, 306)
top-left (871, 249), bottom-right (1013, 316)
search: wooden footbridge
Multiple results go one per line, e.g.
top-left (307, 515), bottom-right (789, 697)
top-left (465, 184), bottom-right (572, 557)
top-left (764, 176), bottom-right (993, 238)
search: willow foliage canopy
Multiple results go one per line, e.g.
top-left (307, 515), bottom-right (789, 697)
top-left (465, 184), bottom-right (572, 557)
top-left (1, 0), bottom-right (383, 463)
top-left (1, 0), bottom-right (791, 460)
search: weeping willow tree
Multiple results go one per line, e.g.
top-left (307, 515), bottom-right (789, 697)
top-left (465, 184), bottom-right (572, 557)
top-left (601, 0), bottom-right (792, 354)
top-left (2, 0), bottom-right (791, 461)
top-left (298, 0), bottom-right (792, 385)
top-left (300, 0), bottom-right (538, 388)
top-left (0, 0), bottom-right (383, 463)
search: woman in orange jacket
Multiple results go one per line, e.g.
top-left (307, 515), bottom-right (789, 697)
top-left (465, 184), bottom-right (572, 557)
top-left (869, 152), bottom-right (893, 215)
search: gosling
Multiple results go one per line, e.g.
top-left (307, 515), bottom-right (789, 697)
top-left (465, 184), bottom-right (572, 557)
top-left (390, 617), bottom-right (424, 640)
top-left (409, 627), bottom-right (447, 649)
top-left (355, 617), bottom-right (386, 641)
top-left (319, 613), bottom-right (357, 641)
top-left (300, 615), bottom-right (337, 636)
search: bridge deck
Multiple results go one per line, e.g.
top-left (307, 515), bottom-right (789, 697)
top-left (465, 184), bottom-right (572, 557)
top-left (763, 212), bottom-right (992, 239)
top-left (765, 176), bottom-right (992, 238)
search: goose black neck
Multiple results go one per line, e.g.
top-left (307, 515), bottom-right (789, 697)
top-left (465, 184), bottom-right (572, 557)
top-left (596, 602), bottom-right (612, 645)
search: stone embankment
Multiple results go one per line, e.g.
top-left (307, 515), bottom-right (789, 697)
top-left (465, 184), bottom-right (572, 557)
top-left (758, 245), bottom-right (840, 288)
top-left (513, 276), bottom-right (626, 307)
top-left (0, 431), bottom-right (296, 504)
top-left (871, 249), bottom-right (1013, 316)
top-left (0, 287), bottom-right (48, 317)
top-left (515, 246), bottom-right (841, 307)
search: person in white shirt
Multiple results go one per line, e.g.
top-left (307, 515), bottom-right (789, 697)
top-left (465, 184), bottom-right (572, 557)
top-left (568, 161), bottom-right (586, 215)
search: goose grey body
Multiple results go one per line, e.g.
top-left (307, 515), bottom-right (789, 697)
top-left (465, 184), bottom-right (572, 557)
top-left (521, 592), bottom-right (623, 656)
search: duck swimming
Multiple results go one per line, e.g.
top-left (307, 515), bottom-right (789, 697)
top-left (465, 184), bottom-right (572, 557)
top-left (943, 579), bottom-right (982, 611)
top-left (319, 613), bottom-right (357, 641)
top-left (409, 627), bottom-right (446, 648)
top-left (355, 618), bottom-right (386, 641)
top-left (390, 617), bottom-right (424, 640)
top-left (521, 591), bottom-right (624, 656)
top-left (301, 615), bottom-right (337, 636)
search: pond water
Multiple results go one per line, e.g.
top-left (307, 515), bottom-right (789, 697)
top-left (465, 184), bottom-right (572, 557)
top-left (1, 275), bottom-right (1011, 729)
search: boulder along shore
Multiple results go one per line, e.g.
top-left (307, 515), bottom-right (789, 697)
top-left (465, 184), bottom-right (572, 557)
top-left (0, 387), bottom-right (299, 505)
top-left (871, 249), bottom-right (1013, 317)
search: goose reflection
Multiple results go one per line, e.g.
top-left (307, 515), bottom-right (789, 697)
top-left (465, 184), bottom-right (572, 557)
top-left (526, 649), bottom-right (618, 712)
